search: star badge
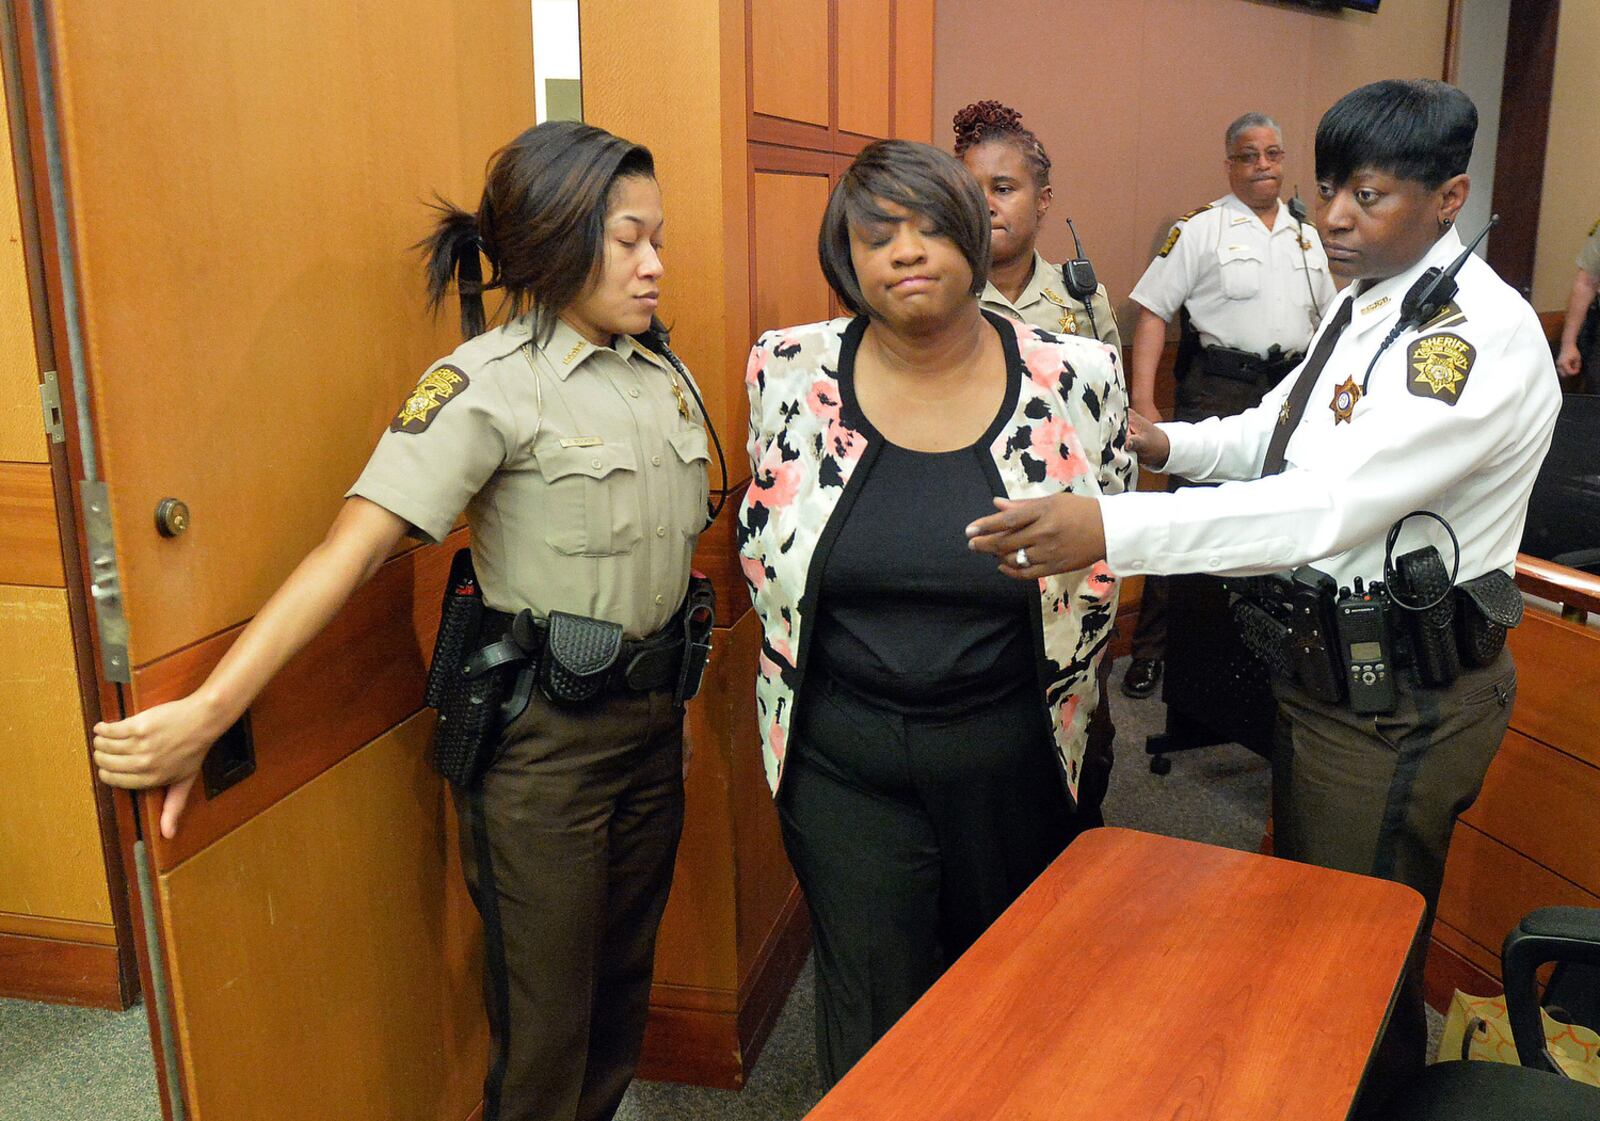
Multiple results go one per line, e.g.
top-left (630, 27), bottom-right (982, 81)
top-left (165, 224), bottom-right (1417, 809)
top-left (1329, 376), bottom-right (1361, 424)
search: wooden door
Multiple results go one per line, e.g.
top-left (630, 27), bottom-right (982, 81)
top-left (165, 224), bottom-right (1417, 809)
top-left (11, 2), bottom-right (533, 1117)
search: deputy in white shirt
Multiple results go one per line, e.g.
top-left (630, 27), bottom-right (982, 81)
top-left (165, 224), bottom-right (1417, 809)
top-left (1120, 112), bottom-right (1336, 699)
top-left (966, 79), bottom-right (1560, 1113)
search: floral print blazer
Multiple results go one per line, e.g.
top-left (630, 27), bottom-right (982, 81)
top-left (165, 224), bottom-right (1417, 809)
top-left (736, 311), bottom-right (1135, 802)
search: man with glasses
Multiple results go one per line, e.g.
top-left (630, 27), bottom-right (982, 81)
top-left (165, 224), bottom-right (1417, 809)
top-left (1120, 112), bottom-right (1336, 700)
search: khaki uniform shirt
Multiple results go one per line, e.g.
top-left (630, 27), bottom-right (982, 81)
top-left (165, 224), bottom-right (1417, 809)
top-left (349, 315), bottom-right (710, 637)
top-left (980, 250), bottom-right (1121, 350)
top-left (1130, 194), bottom-right (1336, 357)
top-left (1576, 220), bottom-right (1600, 278)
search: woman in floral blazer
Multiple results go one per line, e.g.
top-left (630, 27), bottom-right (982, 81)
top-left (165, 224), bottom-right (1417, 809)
top-left (736, 140), bottom-right (1133, 1085)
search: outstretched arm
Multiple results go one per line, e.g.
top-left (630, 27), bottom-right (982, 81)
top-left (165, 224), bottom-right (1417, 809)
top-left (92, 496), bottom-right (408, 838)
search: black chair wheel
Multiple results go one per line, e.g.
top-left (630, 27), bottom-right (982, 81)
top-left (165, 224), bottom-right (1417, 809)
top-left (1150, 755), bottom-right (1172, 776)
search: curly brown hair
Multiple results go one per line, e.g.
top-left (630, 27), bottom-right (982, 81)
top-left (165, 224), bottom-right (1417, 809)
top-left (951, 99), bottom-right (1051, 189)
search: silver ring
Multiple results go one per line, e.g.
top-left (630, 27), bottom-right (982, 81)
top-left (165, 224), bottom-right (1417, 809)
top-left (1014, 547), bottom-right (1030, 568)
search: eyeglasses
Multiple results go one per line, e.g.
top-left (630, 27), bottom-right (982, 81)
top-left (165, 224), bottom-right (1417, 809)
top-left (1228, 148), bottom-right (1286, 166)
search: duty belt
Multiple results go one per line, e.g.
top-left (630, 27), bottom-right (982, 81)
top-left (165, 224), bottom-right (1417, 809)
top-left (1198, 344), bottom-right (1302, 384)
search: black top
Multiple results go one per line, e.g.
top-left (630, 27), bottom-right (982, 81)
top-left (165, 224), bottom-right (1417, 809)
top-left (810, 314), bottom-right (1034, 716)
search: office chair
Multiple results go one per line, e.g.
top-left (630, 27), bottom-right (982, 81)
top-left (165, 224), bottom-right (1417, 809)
top-left (1377, 907), bottom-right (1600, 1120)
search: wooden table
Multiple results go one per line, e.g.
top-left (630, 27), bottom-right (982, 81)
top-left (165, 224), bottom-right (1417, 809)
top-left (805, 827), bottom-right (1424, 1121)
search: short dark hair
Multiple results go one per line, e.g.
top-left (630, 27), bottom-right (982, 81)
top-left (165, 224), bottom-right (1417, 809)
top-left (420, 120), bottom-right (656, 342)
top-left (818, 140), bottom-right (989, 317)
top-left (1315, 79), bottom-right (1476, 190)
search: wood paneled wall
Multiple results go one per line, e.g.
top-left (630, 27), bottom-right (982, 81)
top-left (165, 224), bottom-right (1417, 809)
top-left (1424, 568), bottom-right (1600, 1007)
top-left (0, 41), bottom-right (122, 1007)
top-left (583, 0), bottom-right (935, 1087)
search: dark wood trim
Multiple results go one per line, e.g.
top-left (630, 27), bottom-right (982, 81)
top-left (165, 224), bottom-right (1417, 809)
top-left (5, 0), bottom-right (141, 1016)
top-left (1441, 0), bottom-right (1464, 82)
top-left (748, 113), bottom-right (832, 152)
top-left (1426, 925), bottom-right (1501, 1013)
top-left (637, 884), bottom-right (810, 1088)
top-left (1537, 308), bottom-right (1563, 346)
top-left (1516, 552), bottom-right (1600, 617)
top-left (0, 929), bottom-right (127, 1009)
top-left (1485, 0), bottom-right (1561, 299)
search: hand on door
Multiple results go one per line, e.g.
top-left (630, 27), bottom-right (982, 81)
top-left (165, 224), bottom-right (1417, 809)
top-left (91, 498), bottom-right (410, 838)
top-left (93, 693), bottom-right (229, 839)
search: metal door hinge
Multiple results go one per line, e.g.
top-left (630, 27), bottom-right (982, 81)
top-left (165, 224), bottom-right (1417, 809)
top-left (39, 370), bottom-right (65, 443)
top-left (80, 480), bottom-right (131, 683)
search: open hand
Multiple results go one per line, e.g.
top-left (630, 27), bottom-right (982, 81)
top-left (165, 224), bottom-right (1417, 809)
top-left (93, 694), bottom-right (228, 838)
top-left (966, 493), bottom-right (1107, 578)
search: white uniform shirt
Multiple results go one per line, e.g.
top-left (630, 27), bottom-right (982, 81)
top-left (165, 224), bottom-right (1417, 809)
top-left (1130, 193), bottom-right (1336, 357)
top-left (1100, 227), bottom-right (1561, 588)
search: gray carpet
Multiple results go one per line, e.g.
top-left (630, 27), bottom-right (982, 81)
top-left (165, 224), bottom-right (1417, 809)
top-left (0, 657), bottom-right (1438, 1120)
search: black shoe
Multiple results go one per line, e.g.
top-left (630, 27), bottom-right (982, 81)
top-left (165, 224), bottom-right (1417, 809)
top-left (1121, 658), bottom-right (1162, 699)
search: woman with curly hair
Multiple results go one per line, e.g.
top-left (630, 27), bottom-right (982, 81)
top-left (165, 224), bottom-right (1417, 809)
top-left (954, 99), bottom-right (1120, 350)
top-left (955, 98), bottom-right (1123, 825)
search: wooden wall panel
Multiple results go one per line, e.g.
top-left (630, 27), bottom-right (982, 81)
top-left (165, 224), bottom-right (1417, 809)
top-left (0, 51), bottom-right (45, 465)
top-left (159, 714), bottom-right (485, 1121)
top-left (1436, 822), bottom-right (1600, 963)
top-left (836, 0), bottom-right (893, 139)
top-left (0, 460), bottom-right (63, 585)
top-left (0, 586), bottom-right (111, 925)
top-left (1505, 608), bottom-right (1600, 768)
top-left (751, 0), bottom-right (830, 127)
top-left (893, 0), bottom-right (936, 142)
top-left (1459, 728), bottom-right (1600, 894)
top-left (50, 1), bottom-right (533, 667)
top-left (751, 164), bottom-right (834, 339)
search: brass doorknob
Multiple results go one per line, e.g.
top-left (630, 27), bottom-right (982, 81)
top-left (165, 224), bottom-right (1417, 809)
top-left (155, 498), bottom-right (190, 537)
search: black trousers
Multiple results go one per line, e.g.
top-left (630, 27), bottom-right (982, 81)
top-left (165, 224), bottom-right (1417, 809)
top-left (777, 676), bottom-right (1079, 1087)
top-left (1131, 367), bottom-right (1271, 662)
top-left (452, 687), bottom-right (685, 1121)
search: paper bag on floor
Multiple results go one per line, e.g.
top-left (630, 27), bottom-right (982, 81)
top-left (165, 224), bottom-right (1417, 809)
top-left (1437, 989), bottom-right (1600, 1087)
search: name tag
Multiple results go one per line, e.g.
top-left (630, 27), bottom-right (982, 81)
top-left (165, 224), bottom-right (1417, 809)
top-left (560, 436), bottom-right (604, 448)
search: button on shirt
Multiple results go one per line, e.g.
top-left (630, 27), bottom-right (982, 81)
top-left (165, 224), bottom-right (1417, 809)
top-left (1130, 194), bottom-right (1336, 357)
top-left (981, 250), bottom-right (1123, 350)
top-left (1099, 227), bottom-right (1561, 588)
top-left (348, 315), bottom-right (710, 637)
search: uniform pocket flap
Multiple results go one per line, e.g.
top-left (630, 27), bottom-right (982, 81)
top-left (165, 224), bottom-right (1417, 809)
top-left (669, 426), bottom-right (711, 465)
top-left (536, 442), bottom-right (639, 481)
top-left (1218, 242), bottom-right (1263, 264)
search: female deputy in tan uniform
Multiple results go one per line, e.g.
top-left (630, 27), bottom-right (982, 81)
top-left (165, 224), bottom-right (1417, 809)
top-left (954, 99), bottom-right (1121, 350)
top-left (89, 120), bottom-right (712, 1121)
top-left (954, 99), bottom-right (1121, 825)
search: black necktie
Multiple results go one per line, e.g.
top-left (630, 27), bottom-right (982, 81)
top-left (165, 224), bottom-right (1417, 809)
top-left (1260, 296), bottom-right (1354, 477)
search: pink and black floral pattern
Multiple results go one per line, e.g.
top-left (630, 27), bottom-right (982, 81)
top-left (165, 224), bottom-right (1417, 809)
top-left (737, 314), bottom-right (1134, 800)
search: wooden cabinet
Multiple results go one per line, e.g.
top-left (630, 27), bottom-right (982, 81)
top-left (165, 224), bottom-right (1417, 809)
top-left (1424, 561), bottom-right (1600, 1007)
top-left (582, 0), bottom-right (935, 1089)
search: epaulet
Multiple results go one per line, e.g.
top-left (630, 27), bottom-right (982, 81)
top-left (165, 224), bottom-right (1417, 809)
top-left (1590, 215), bottom-right (1600, 237)
top-left (1177, 204), bottom-right (1212, 223)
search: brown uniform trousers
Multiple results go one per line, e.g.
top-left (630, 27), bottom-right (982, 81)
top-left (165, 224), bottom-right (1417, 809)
top-left (452, 687), bottom-right (685, 1121)
top-left (1273, 647), bottom-right (1516, 1118)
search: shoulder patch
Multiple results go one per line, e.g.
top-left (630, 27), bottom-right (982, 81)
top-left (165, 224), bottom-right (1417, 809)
top-left (1157, 226), bottom-right (1182, 258)
top-left (390, 364), bottom-right (469, 433)
top-left (1405, 334), bottom-right (1474, 404)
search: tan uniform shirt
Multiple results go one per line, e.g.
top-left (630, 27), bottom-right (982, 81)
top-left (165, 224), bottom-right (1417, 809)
top-left (980, 250), bottom-right (1122, 351)
top-left (349, 315), bottom-right (710, 637)
top-left (1130, 194), bottom-right (1336, 356)
top-left (1576, 220), bottom-right (1600, 278)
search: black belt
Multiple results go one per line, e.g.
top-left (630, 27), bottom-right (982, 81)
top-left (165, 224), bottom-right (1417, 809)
top-left (477, 606), bottom-right (686, 695)
top-left (1198, 344), bottom-right (1302, 384)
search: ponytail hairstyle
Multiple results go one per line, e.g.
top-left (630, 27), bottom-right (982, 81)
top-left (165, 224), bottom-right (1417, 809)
top-left (951, 100), bottom-right (1052, 190)
top-left (419, 119), bottom-right (657, 342)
